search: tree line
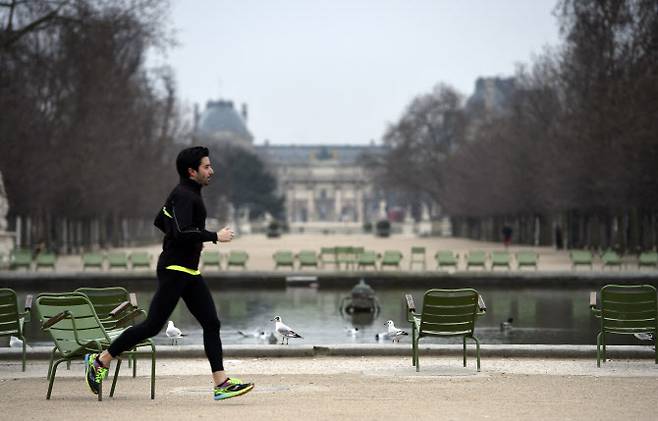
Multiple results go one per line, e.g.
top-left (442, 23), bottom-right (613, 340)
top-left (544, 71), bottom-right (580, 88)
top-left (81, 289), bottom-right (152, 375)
top-left (376, 0), bottom-right (658, 251)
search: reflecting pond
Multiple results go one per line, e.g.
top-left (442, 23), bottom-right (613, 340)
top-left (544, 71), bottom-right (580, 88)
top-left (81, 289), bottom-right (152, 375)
top-left (14, 285), bottom-right (650, 347)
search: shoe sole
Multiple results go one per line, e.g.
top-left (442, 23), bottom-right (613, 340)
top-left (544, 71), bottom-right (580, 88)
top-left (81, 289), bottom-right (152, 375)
top-left (213, 384), bottom-right (254, 401)
top-left (84, 354), bottom-right (99, 395)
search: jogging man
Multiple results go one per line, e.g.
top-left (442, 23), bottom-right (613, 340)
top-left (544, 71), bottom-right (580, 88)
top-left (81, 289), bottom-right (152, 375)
top-left (84, 146), bottom-right (254, 400)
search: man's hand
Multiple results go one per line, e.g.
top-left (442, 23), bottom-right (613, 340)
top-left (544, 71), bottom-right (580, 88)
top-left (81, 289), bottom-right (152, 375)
top-left (217, 227), bottom-right (235, 243)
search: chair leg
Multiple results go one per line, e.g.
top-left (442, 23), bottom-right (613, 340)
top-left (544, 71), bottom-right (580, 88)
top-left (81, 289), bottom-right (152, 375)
top-left (47, 348), bottom-right (56, 380)
top-left (473, 336), bottom-right (481, 372)
top-left (132, 349), bottom-right (137, 378)
top-left (414, 336), bottom-right (420, 372)
top-left (150, 342), bottom-right (156, 399)
top-left (47, 358), bottom-right (66, 399)
top-left (596, 332), bottom-right (602, 368)
top-left (463, 336), bottom-right (467, 367)
top-left (22, 338), bottom-right (26, 372)
top-left (411, 324), bottom-right (416, 366)
top-left (601, 332), bottom-right (607, 363)
top-left (110, 358), bottom-right (122, 397)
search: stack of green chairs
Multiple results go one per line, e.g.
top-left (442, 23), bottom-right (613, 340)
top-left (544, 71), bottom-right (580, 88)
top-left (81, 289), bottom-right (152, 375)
top-left (297, 250), bottom-right (318, 269)
top-left (570, 250), bottom-right (593, 270)
top-left (226, 250), bottom-right (248, 270)
top-left (380, 250), bottom-right (403, 270)
top-left (201, 251), bottom-right (221, 270)
top-left (516, 251), bottom-right (538, 270)
top-left (465, 251), bottom-right (487, 270)
top-left (0, 288), bottom-right (32, 371)
top-left (273, 250), bottom-right (295, 270)
top-left (490, 251), bottom-right (511, 270)
top-left (435, 250), bottom-right (459, 271)
top-left (130, 252), bottom-right (151, 270)
top-left (409, 247), bottom-right (426, 270)
top-left (35, 252), bottom-right (57, 271)
top-left (82, 252), bottom-right (104, 271)
top-left (356, 250), bottom-right (379, 270)
top-left (107, 252), bottom-right (129, 270)
top-left (10, 249), bottom-right (32, 270)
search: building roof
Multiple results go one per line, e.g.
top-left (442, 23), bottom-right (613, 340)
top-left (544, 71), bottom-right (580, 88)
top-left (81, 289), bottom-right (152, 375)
top-left (197, 100), bottom-right (253, 143)
top-left (254, 144), bottom-right (383, 165)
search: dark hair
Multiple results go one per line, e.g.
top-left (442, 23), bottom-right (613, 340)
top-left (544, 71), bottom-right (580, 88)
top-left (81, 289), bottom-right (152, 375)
top-left (176, 146), bottom-right (209, 178)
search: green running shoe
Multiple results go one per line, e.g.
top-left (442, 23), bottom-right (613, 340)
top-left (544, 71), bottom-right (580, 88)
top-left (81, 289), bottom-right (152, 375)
top-left (213, 377), bottom-right (254, 401)
top-left (84, 353), bottom-right (108, 395)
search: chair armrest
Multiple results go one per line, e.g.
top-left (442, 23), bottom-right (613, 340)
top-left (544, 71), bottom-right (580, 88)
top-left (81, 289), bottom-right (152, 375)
top-left (24, 294), bottom-right (33, 311)
top-left (405, 294), bottom-right (416, 312)
top-left (478, 295), bottom-right (487, 313)
top-left (42, 311), bottom-right (70, 330)
top-left (589, 291), bottom-right (597, 309)
top-left (113, 308), bottom-right (143, 328)
top-left (129, 292), bottom-right (138, 307)
top-left (109, 301), bottom-right (132, 318)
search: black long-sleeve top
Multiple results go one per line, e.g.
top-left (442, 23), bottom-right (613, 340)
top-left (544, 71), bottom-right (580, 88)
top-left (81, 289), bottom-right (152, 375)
top-left (153, 178), bottom-right (218, 271)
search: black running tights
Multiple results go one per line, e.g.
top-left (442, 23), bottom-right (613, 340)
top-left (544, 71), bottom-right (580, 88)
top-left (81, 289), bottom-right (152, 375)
top-left (107, 268), bottom-right (224, 372)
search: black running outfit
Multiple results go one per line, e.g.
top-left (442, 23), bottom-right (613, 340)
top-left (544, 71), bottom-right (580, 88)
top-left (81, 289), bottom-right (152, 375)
top-left (108, 178), bottom-right (225, 372)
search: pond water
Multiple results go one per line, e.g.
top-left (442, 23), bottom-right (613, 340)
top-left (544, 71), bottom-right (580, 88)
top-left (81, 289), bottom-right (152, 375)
top-left (13, 284), bottom-right (651, 347)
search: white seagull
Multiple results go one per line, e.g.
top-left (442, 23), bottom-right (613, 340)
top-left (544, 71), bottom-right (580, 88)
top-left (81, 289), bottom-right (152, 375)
top-left (166, 320), bottom-right (184, 345)
top-left (385, 320), bottom-right (409, 343)
top-left (271, 316), bottom-right (303, 345)
top-left (344, 327), bottom-right (359, 337)
top-left (9, 336), bottom-right (24, 348)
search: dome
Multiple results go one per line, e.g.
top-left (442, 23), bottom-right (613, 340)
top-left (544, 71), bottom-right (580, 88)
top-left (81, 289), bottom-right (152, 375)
top-left (197, 100), bottom-right (253, 144)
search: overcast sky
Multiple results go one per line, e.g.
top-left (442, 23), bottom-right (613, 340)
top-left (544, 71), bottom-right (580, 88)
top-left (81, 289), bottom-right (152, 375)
top-left (160, 0), bottom-right (561, 145)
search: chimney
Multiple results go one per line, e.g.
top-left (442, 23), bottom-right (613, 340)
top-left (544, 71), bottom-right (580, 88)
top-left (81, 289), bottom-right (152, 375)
top-left (241, 103), bottom-right (248, 123)
top-left (193, 103), bottom-right (200, 133)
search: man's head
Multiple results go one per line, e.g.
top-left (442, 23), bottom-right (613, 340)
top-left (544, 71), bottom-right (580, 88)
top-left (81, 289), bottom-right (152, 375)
top-left (176, 146), bottom-right (213, 186)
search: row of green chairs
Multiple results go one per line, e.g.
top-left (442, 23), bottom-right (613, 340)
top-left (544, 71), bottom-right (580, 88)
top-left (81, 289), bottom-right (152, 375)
top-left (435, 250), bottom-right (539, 271)
top-left (201, 250), bottom-right (249, 270)
top-left (273, 248), bottom-right (406, 271)
top-left (1, 249), bottom-right (58, 271)
top-left (406, 284), bottom-right (657, 373)
top-left (570, 250), bottom-right (658, 270)
top-left (83, 251), bottom-right (152, 271)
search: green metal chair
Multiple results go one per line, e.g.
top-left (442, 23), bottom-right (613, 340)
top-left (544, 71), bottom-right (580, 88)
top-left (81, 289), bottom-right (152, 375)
top-left (601, 250), bottom-right (623, 270)
top-left (356, 250), bottom-right (379, 270)
top-left (75, 287), bottom-right (145, 377)
top-left (82, 252), bottom-right (104, 270)
top-left (0, 288), bottom-right (33, 371)
top-left (336, 246), bottom-right (356, 270)
top-left (319, 247), bottom-right (338, 269)
top-left (380, 250), bottom-right (403, 270)
top-left (297, 250), bottom-right (318, 270)
top-left (273, 250), bottom-right (295, 269)
top-left (570, 250), bottom-right (593, 270)
top-left (409, 247), bottom-right (426, 270)
top-left (638, 251), bottom-right (658, 269)
top-left (107, 252), bottom-right (129, 270)
top-left (406, 289), bottom-right (486, 372)
top-left (201, 251), bottom-right (221, 270)
top-left (130, 251), bottom-right (151, 270)
top-left (516, 251), bottom-right (538, 270)
top-left (435, 250), bottom-right (459, 271)
top-left (589, 284), bottom-right (657, 367)
top-left (10, 248), bottom-right (32, 270)
top-left (226, 250), bottom-right (248, 270)
top-left (490, 251), bottom-right (511, 270)
top-left (35, 293), bottom-right (155, 400)
top-left (465, 250), bottom-right (487, 270)
top-left (35, 252), bottom-right (57, 271)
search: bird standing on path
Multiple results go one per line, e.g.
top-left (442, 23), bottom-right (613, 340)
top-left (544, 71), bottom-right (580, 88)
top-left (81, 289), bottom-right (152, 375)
top-left (385, 320), bottom-right (408, 343)
top-left (166, 320), bottom-right (184, 345)
top-left (344, 327), bottom-right (359, 337)
top-left (500, 318), bottom-right (514, 331)
top-left (271, 316), bottom-right (303, 345)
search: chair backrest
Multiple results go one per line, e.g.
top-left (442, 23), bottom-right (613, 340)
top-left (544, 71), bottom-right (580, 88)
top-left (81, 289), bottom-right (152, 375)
top-left (516, 251), bottom-right (538, 264)
top-left (273, 250), bottom-right (294, 265)
top-left (0, 288), bottom-right (21, 336)
top-left (600, 284), bottom-right (657, 334)
top-left (130, 252), bottom-right (151, 266)
top-left (410, 247), bottom-right (425, 259)
top-left (298, 250), bottom-right (317, 264)
top-left (467, 251), bottom-right (486, 263)
top-left (491, 251), bottom-right (510, 263)
top-left (228, 250), bottom-right (248, 265)
top-left (382, 250), bottom-right (402, 261)
top-left (357, 250), bottom-right (378, 265)
top-left (420, 289), bottom-right (480, 336)
top-left (436, 250), bottom-right (457, 264)
top-left (35, 293), bottom-right (109, 355)
top-left (107, 252), bottom-right (128, 267)
top-left (202, 251), bottom-right (221, 265)
top-left (82, 253), bottom-right (104, 267)
top-left (75, 287), bottom-right (130, 323)
top-left (36, 252), bottom-right (57, 266)
top-left (638, 251), bottom-right (658, 266)
top-left (571, 250), bottom-right (593, 264)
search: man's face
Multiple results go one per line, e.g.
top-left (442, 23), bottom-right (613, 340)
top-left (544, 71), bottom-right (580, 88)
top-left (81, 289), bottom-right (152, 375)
top-left (189, 156), bottom-right (214, 186)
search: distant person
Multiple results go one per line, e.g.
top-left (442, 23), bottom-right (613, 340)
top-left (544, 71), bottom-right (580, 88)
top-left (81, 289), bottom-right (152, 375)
top-left (502, 225), bottom-right (513, 248)
top-left (83, 146), bottom-right (254, 401)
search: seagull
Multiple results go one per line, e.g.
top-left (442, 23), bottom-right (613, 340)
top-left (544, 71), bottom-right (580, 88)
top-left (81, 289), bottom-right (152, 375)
top-left (344, 327), bottom-right (359, 336)
top-left (634, 332), bottom-right (655, 342)
top-left (271, 316), bottom-right (303, 345)
top-left (385, 320), bottom-right (408, 343)
top-left (237, 329), bottom-right (265, 339)
top-left (166, 320), bottom-right (184, 345)
top-left (500, 318), bottom-right (514, 331)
